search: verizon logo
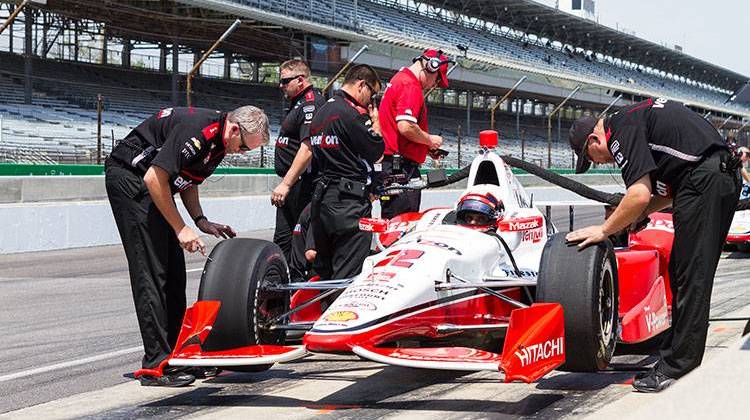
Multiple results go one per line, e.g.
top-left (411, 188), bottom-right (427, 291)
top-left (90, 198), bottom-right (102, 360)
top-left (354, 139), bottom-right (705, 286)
top-left (515, 337), bottom-right (564, 367)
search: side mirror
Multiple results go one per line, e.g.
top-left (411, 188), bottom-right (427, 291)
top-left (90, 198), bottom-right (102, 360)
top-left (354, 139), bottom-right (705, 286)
top-left (496, 215), bottom-right (543, 232)
top-left (359, 217), bottom-right (389, 233)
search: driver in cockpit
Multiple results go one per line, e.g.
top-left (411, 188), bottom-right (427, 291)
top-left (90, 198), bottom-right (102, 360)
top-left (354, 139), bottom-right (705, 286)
top-left (455, 191), bottom-right (505, 231)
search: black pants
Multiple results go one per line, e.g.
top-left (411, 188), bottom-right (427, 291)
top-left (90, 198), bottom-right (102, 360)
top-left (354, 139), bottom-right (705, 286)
top-left (311, 185), bottom-right (372, 280)
top-left (658, 151), bottom-right (740, 378)
top-left (289, 203), bottom-right (316, 281)
top-left (379, 157), bottom-right (421, 219)
top-left (105, 160), bottom-right (186, 369)
top-left (274, 176), bottom-right (313, 262)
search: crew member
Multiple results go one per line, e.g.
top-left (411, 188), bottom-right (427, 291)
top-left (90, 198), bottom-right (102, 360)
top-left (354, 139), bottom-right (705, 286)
top-left (271, 59), bottom-right (326, 261)
top-left (378, 48), bottom-right (451, 218)
top-left (309, 64), bottom-right (384, 279)
top-left (105, 106), bottom-right (269, 386)
top-left (289, 203), bottom-right (316, 281)
top-left (566, 98), bottom-right (740, 392)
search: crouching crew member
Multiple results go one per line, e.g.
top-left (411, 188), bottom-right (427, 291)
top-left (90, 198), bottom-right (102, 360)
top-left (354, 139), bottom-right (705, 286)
top-left (566, 98), bottom-right (740, 393)
top-left (106, 106), bottom-right (269, 386)
top-left (271, 59), bottom-right (326, 261)
top-left (309, 64), bottom-right (384, 279)
top-left (378, 48), bottom-right (451, 218)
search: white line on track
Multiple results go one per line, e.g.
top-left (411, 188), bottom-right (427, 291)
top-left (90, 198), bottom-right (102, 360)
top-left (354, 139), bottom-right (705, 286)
top-left (0, 346), bottom-right (142, 383)
top-left (186, 268), bottom-right (204, 273)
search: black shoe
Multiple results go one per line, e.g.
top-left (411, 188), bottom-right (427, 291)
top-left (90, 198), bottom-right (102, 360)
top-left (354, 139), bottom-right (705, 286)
top-left (139, 371), bottom-right (196, 387)
top-left (632, 369), bottom-right (676, 393)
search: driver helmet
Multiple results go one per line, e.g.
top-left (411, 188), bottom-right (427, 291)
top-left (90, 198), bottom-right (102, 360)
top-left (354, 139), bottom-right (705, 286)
top-left (456, 191), bottom-right (504, 230)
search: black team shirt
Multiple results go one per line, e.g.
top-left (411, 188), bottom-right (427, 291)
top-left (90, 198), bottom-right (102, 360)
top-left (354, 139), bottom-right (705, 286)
top-left (605, 98), bottom-right (726, 197)
top-left (114, 107), bottom-right (227, 194)
top-left (309, 90), bottom-right (384, 184)
top-left (274, 85), bottom-right (326, 178)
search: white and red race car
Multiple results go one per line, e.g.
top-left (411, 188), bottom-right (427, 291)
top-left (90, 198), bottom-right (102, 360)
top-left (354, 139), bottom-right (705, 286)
top-left (726, 184), bottom-right (750, 250)
top-left (137, 133), bottom-right (675, 383)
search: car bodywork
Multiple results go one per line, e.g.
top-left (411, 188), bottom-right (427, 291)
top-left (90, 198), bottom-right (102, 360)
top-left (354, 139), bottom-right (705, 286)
top-left (146, 149), bottom-right (675, 384)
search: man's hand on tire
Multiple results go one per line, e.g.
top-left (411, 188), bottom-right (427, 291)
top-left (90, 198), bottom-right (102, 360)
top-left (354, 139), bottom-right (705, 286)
top-left (566, 225), bottom-right (607, 249)
top-left (177, 225), bottom-right (206, 255)
top-left (197, 219), bottom-right (237, 239)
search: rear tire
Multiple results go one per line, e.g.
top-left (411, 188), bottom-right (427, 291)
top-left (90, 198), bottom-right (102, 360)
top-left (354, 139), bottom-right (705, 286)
top-left (536, 233), bottom-right (618, 372)
top-left (198, 238), bottom-right (289, 372)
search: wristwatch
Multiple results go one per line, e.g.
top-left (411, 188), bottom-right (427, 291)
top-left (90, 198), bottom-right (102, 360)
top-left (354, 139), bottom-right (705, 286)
top-left (193, 215), bottom-right (208, 225)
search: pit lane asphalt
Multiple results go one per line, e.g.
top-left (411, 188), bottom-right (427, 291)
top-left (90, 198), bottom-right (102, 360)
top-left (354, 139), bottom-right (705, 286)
top-left (2, 207), bottom-right (749, 419)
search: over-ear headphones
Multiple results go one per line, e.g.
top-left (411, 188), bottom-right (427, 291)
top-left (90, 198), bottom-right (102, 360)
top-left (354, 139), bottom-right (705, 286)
top-left (413, 49), bottom-right (452, 73)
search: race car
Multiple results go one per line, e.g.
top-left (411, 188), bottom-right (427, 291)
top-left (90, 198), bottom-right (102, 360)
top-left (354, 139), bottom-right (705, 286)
top-left (726, 183), bottom-right (750, 251)
top-left (138, 131), bottom-right (674, 383)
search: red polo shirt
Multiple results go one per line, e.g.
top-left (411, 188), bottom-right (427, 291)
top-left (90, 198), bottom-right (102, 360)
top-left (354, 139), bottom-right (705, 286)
top-left (379, 67), bottom-right (430, 164)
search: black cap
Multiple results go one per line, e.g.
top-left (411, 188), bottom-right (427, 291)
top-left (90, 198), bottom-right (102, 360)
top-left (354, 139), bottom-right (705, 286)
top-left (569, 116), bottom-right (598, 174)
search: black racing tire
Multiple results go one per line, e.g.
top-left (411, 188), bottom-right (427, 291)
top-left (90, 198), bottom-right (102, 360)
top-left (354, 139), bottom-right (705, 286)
top-left (737, 243), bottom-right (750, 253)
top-left (536, 233), bottom-right (619, 372)
top-left (198, 238), bottom-right (289, 372)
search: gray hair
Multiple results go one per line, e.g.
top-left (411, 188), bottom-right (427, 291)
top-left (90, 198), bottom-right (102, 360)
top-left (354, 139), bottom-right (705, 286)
top-left (228, 105), bottom-right (270, 145)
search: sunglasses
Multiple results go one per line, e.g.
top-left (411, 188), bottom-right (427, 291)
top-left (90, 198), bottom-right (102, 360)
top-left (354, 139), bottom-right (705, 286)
top-left (279, 74), bottom-right (304, 86)
top-left (363, 80), bottom-right (380, 102)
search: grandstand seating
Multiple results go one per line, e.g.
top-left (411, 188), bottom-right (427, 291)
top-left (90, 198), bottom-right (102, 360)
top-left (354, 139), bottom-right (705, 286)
top-left (356, 0), bottom-right (741, 112)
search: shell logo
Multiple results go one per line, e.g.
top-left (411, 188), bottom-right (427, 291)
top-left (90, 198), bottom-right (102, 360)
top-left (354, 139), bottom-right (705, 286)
top-left (324, 311), bottom-right (358, 322)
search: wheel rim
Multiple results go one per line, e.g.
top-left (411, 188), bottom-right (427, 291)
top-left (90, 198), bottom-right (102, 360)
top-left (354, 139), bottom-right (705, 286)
top-left (598, 259), bottom-right (615, 348)
top-left (253, 259), bottom-right (287, 344)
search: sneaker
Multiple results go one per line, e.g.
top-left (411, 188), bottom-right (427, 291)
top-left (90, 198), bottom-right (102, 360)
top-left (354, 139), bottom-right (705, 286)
top-left (632, 369), bottom-right (676, 393)
top-left (139, 371), bottom-right (196, 387)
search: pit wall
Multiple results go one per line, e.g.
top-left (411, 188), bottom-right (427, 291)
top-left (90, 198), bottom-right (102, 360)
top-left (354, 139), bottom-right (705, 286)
top-left (0, 174), bottom-right (623, 254)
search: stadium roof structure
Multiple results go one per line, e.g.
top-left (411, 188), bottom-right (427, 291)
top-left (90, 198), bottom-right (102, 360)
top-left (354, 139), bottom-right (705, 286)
top-left (414, 0), bottom-right (748, 92)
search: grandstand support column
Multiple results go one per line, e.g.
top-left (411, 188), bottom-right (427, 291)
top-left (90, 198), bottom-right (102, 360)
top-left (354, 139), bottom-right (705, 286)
top-left (73, 21), bottom-right (78, 61)
top-left (171, 42), bottom-right (179, 106)
top-left (547, 85), bottom-right (581, 168)
top-left (100, 23), bottom-right (107, 65)
top-left (490, 76), bottom-right (526, 130)
top-left (96, 94), bottom-right (103, 165)
top-left (186, 18), bottom-right (241, 108)
top-left (224, 52), bottom-right (232, 79)
top-left (159, 43), bottom-right (167, 73)
top-left (122, 38), bottom-right (131, 68)
top-left (466, 91), bottom-right (471, 137)
top-left (23, 7), bottom-right (32, 105)
top-left (597, 94), bottom-right (622, 118)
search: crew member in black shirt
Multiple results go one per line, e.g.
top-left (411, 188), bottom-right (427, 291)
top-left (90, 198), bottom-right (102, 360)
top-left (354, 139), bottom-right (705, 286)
top-left (566, 98), bottom-right (740, 392)
top-left (309, 64), bottom-right (384, 279)
top-left (271, 59), bottom-right (326, 261)
top-left (105, 105), bottom-right (269, 386)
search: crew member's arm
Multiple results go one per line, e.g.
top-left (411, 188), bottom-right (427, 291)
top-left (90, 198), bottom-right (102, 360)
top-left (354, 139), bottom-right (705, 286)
top-left (566, 175), bottom-right (652, 248)
top-left (143, 166), bottom-right (205, 255)
top-left (271, 140), bottom-right (312, 207)
top-left (396, 120), bottom-right (441, 150)
top-left (350, 108), bottom-right (385, 163)
top-left (180, 186), bottom-right (236, 239)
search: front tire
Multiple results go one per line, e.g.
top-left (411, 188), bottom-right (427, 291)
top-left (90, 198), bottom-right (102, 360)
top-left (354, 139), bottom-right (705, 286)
top-left (198, 238), bottom-right (289, 372)
top-left (536, 233), bottom-right (618, 372)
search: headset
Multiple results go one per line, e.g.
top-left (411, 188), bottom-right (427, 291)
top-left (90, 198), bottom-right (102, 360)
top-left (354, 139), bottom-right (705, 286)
top-left (413, 49), bottom-right (454, 73)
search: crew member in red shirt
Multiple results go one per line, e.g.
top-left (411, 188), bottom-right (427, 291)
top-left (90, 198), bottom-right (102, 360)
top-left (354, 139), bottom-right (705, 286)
top-left (377, 48), bottom-right (452, 218)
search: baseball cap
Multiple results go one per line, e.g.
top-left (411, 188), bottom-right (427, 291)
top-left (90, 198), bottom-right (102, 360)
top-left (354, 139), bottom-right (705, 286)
top-left (569, 116), bottom-right (598, 174)
top-left (422, 49), bottom-right (451, 88)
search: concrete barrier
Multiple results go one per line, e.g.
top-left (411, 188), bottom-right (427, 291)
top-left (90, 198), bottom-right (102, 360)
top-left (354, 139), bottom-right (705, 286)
top-left (0, 181), bottom-right (623, 254)
top-left (0, 173), bottom-right (623, 204)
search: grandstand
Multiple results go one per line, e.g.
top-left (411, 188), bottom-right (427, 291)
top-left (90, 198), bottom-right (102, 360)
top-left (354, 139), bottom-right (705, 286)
top-left (0, 0), bottom-right (748, 168)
